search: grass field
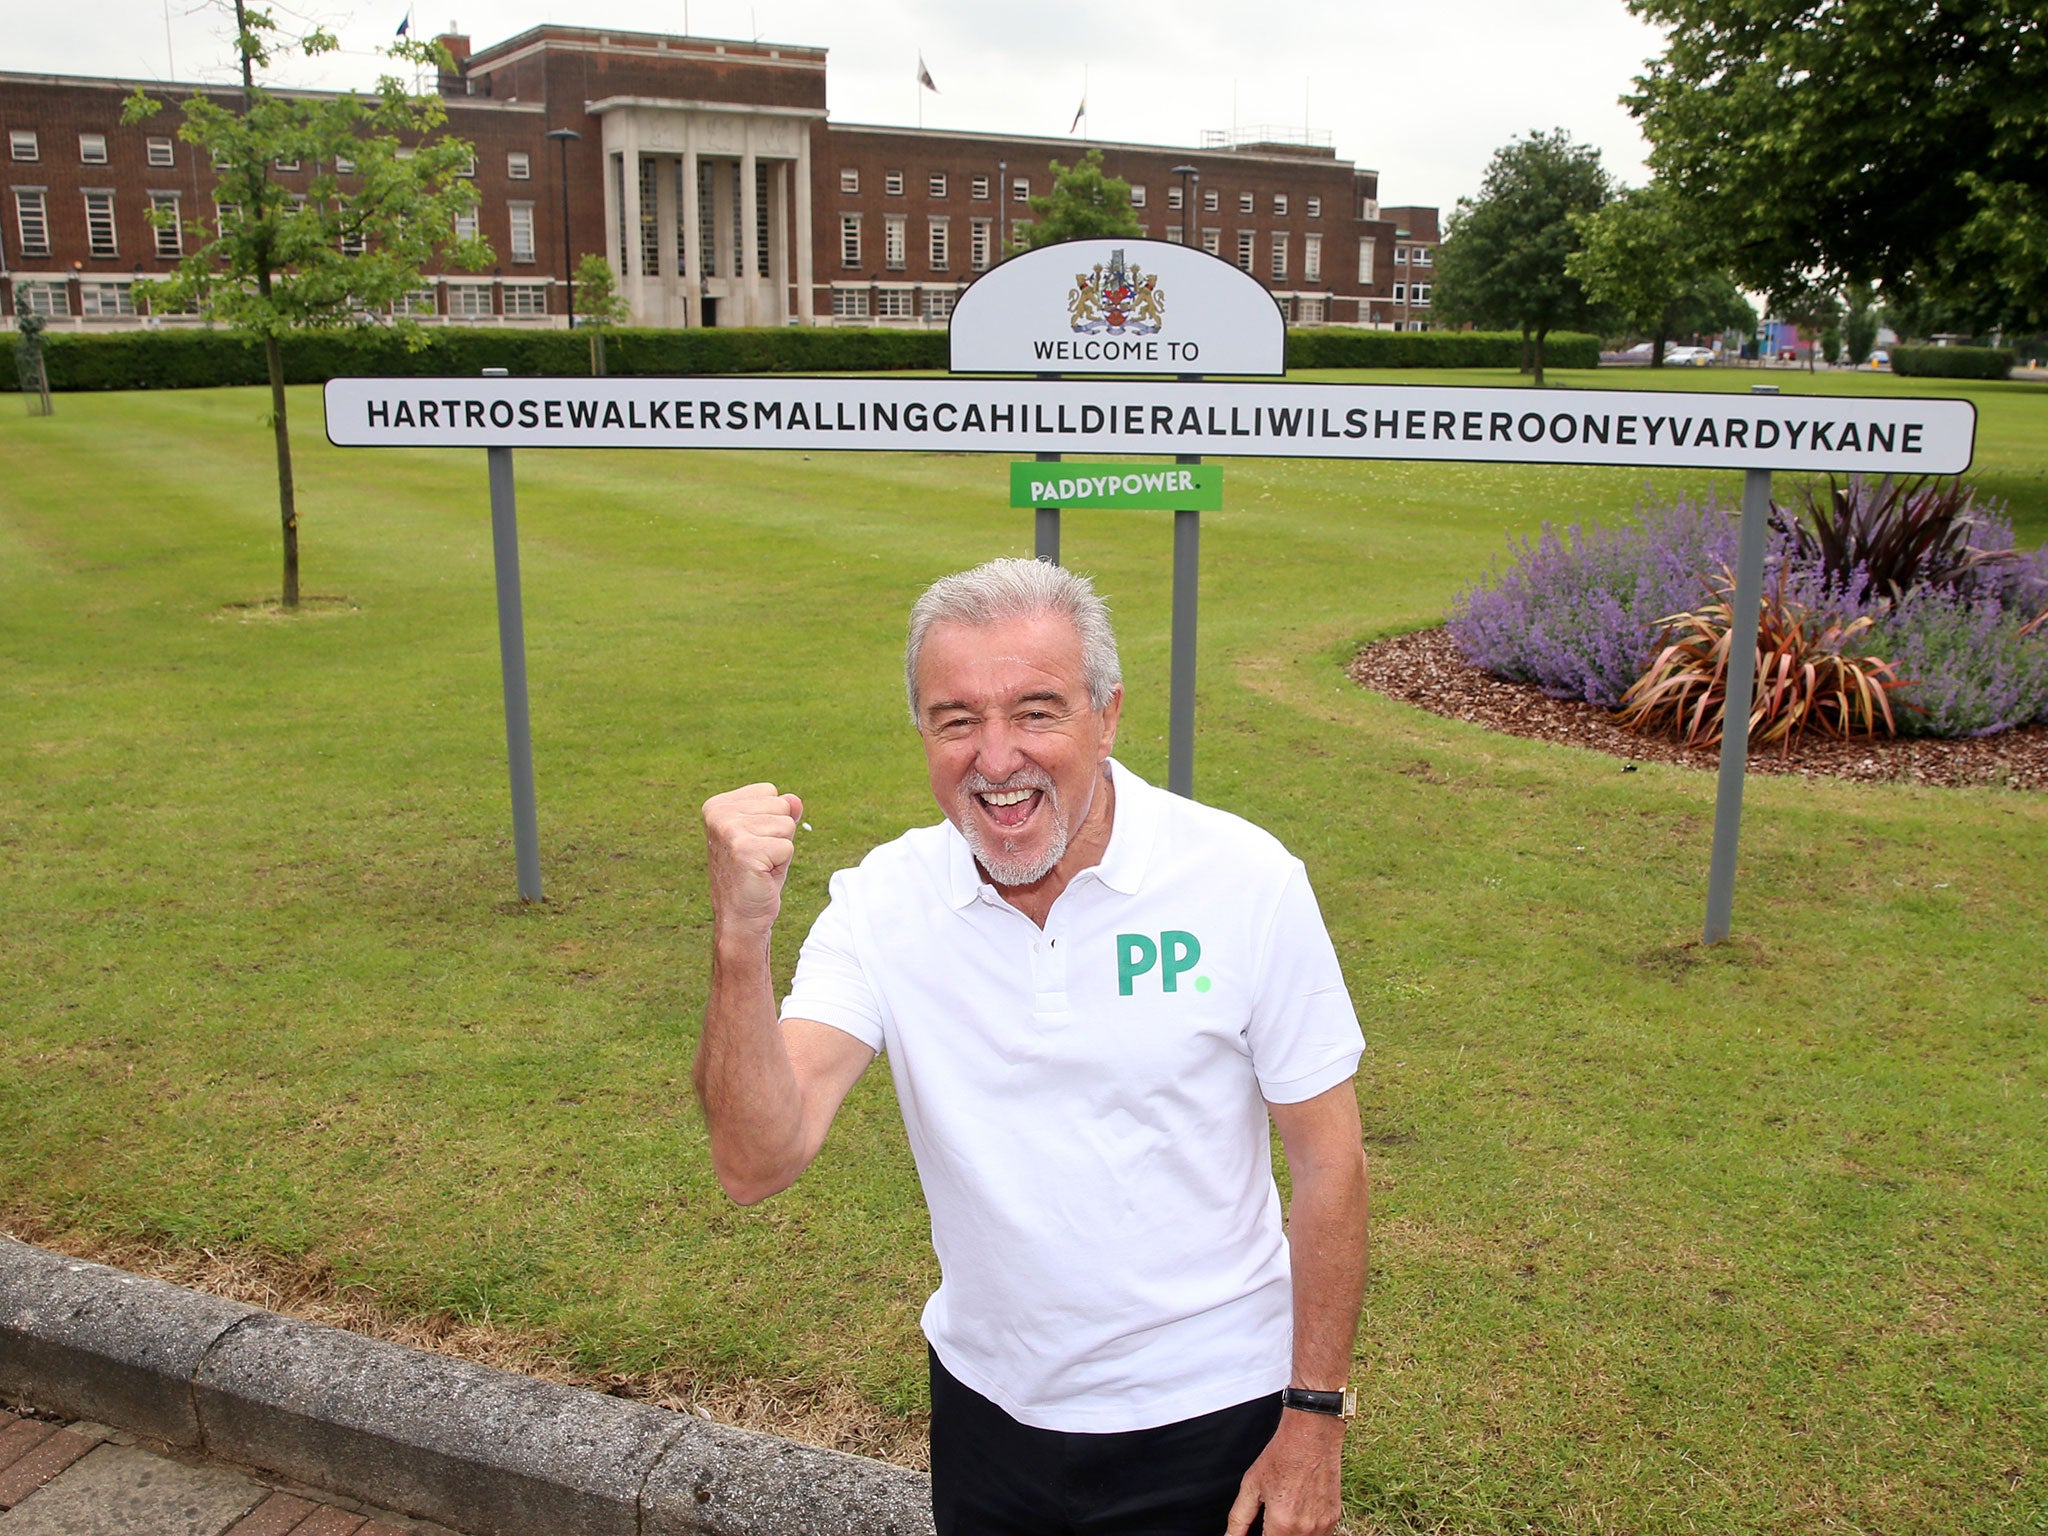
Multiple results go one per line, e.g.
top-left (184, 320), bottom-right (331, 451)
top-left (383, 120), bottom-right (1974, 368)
top-left (3, 366), bottom-right (2045, 1533)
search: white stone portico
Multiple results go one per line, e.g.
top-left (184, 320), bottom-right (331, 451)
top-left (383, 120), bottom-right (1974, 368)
top-left (591, 96), bottom-right (820, 328)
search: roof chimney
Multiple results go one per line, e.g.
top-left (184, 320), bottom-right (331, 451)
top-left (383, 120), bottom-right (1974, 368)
top-left (435, 31), bottom-right (470, 96)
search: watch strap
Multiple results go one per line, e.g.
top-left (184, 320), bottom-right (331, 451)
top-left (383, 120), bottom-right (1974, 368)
top-left (1279, 1386), bottom-right (1356, 1418)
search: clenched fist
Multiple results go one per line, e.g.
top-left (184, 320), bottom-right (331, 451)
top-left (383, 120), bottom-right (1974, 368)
top-left (702, 783), bottom-right (805, 945)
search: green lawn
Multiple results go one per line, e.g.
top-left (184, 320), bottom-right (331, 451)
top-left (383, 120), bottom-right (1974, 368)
top-left (2, 368), bottom-right (2044, 1533)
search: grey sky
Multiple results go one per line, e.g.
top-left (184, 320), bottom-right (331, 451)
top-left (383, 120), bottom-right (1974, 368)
top-left (16, 0), bottom-right (1670, 212)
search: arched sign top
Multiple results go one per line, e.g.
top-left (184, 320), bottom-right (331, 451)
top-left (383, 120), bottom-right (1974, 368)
top-left (948, 237), bottom-right (1286, 377)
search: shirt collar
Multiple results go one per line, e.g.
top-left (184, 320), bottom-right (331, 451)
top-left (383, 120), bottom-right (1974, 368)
top-left (940, 756), bottom-right (1156, 908)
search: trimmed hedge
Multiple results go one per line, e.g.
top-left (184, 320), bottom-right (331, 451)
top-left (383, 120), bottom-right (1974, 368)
top-left (8, 322), bottom-right (1601, 391)
top-left (1284, 328), bottom-right (1600, 370)
top-left (7, 325), bottom-right (952, 392)
top-left (1890, 344), bottom-right (2015, 380)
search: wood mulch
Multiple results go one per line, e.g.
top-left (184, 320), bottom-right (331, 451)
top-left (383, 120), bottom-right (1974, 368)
top-left (1348, 626), bottom-right (2048, 792)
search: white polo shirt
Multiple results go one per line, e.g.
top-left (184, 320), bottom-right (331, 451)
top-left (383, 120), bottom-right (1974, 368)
top-left (781, 758), bottom-right (1363, 1433)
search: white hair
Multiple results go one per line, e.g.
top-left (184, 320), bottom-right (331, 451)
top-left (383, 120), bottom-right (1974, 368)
top-left (905, 558), bottom-right (1122, 724)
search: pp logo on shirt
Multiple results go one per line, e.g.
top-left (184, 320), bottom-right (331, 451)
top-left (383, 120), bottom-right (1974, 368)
top-left (1116, 931), bottom-right (1209, 995)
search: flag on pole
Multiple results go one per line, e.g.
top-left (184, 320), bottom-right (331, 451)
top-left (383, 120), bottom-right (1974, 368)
top-left (395, 9), bottom-right (410, 34)
top-left (917, 53), bottom-right (938, 92)
top-left (1069, 96), bottom-right (1086, 133)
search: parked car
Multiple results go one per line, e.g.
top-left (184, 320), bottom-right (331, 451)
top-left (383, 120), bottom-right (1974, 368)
top-left (1663, 346), bottom-right (1715, 366)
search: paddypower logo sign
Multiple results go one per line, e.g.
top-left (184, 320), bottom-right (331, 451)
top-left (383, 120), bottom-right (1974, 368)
top-left (1009, 461), bottom-right (1224, 510)
top-left (949, 236), bottom-right (1286, 377)
top-left (1118, 931), bottom-right (1210, 995)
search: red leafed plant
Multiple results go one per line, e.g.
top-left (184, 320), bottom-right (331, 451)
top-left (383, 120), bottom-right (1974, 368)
top-left (1616, 567), bottom-right (1910, 753)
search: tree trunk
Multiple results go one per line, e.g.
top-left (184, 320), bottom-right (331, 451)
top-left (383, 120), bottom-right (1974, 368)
top-left (591, 330), bottom-right (608, 377)
top-left (264, 332), bottom-right (300, 609)
top-left (1533, 325), bottom-right (1549, 388)
top-left (1652, 327), bottom-right (1670, 368)
top-left (1520, 323), bottom-right (1533, 375)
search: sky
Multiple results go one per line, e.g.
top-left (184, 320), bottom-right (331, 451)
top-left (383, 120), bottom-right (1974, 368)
top-left (16, 0), bottom-right (1672, 213)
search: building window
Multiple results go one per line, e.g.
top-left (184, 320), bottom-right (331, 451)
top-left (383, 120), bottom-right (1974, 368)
top-left (923, 288), bottom-right (955, 320)
top-left (1274, 295), bottom-right (1293, 324)
top-left (1167, 186), bottom-right (1182, 211)
top-left (215, 200), bottom-right (240, 236)
top-left (14, 189), bottom-right (50, 257)
top-left (508, 151), bottom-right (530, 180)
top-left (449, 283), bottom-right (493, 318)
top-left (274, 156), bottom-right (300, 172)
top-left (636, 158), bottom-right (659, 275)
top-left (1270, 232), bottom-right (1288, 280)
top-left (454, 206), bottom-right (479, 242)
top-left (1394, 247), bottom-right (1409, 264)
top-left (1297, 296), bottom-right (1325, 325)
top-left (146, 136), bottom-right (175, 167)
top-left (876, 288), bottom-right (914, 318)
top-left (884, 215), bottom-right (906, 269)
top-left (1165, 225), bottom-right (1184, 244)
top-left (1129, 185), bottom-right (1146, 208)
top-left (1235, 229), bottom-right (1253, 272)
top-left (1413, 246), bottom-right (1433, 266)
top-left (928, 218), bottom-right (949, 270)
top-left (508, 202), bottom-right (536, 262)
top-left (840, 214), bottom-right (861, 267)
top-left (840, 168), bottom-right (859, 193)
top-left (1201, 227), bottom-right (1220, 256)
top-left (885, 170), bottom-right (904, 196)
top-left (84, 189), bottom-right (118, 256)
top-left (334, 156), bottom-right (356, 174)
top-left (1011, 219), bottom-right (1032, 243)
top-left (1358, 237), bottom-right (1376, 283)
top-left (1307, 196), bottom-right (1321, 218)
top-left (339, 220), bottom-right (366, 255)
top-left (1013, 178), bottom-right (1030, 202)
top-left (393, 288), bottom-right (437, 316)
top-left (15, 278), bottom-right (69, 316)
top-left (971, 175), bottom-right (989, 199)
top-left (1204, 189), bottom-right (1218, 211)
top-left (1392, 283), bottom-right (1407, 302)
top-left (1304, 233), bottom-right (1321, 283)
top-left (1413, 284), bottom-right (1432, 306)
top-left (79, 133), bottom-right (108, 164)
top-left (1273, 193), bottom-right (1288, 216)
top-left (81, 280), bottom-right (135, 317)
top-left (9, 130), bottom-right (38, 162)
top-left (150, 193), bottom-right (182, 257)
top-left (929, 173), bottom-right (947, 198)
top-left (832, 287), bottom-right (869, 317)
top-left (969, 218), bottom-right (992, 271)
top-left (457, 154), bottom-right (477, 178)
top-left (1238, 191), bottom-right (1253, 213)
top-left (503, 282), bottom-right (548, 316)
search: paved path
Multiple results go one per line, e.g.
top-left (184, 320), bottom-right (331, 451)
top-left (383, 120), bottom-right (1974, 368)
top-left (0, 1406), bottom-right (456, 1536)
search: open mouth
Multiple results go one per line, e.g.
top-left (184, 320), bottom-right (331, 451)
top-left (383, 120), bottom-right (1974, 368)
top-left (975, 786), bottom-right (1044, 830)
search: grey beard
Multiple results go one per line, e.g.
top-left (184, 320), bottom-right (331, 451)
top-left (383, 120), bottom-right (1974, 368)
top-left (958, 769), bottom-right (1066, 886)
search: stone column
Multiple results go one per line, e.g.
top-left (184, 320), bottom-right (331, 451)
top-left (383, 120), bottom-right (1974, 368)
top-left (794, 124), bottom-right (815, 325)
top-left (739, 140), bottom-right (759, 327)
top-left (767, 161), bottom-right (790, 325)
top-left (681, 134), bottom-right (702, 329)
top-left (653, 153), bottom-right (679, 325)
top-left (710, 160), bottom-right (735, 328)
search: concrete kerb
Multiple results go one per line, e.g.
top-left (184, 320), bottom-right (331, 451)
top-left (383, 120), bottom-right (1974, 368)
top-left (0, 1237), bottom-right (935, 1536)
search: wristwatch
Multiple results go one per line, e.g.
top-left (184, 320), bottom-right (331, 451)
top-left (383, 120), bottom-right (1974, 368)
top-left (1280, 1386), bottom-right (1357, 1419)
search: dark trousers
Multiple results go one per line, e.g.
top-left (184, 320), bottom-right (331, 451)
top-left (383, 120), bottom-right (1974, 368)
top-left (929, 1349), bottom-right (1282, 1536)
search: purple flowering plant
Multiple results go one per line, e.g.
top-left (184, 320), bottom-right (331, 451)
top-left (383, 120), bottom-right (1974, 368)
top-left (1447, 480), bottom-right (2048, 737)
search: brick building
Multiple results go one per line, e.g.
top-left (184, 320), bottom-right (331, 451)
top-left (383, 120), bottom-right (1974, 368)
top-left (2, 25), bottom-right (1439, 331)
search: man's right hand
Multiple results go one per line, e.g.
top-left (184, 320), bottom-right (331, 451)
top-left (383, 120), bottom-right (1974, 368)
top-left (702, 783), bottom-right (804, 943)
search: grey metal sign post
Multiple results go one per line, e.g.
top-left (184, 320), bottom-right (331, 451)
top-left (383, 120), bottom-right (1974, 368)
top-left (1703, 386), bottom-right (1781, 943)
top-left (481, 371), bottom-right (542, 903)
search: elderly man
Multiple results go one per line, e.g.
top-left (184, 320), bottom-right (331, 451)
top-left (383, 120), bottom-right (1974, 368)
top-left (697, 558), bottom-right (1368, 1536)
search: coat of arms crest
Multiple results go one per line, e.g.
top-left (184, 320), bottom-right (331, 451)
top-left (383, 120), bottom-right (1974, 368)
top-left (1067, 248), bottom-right (1165, 336)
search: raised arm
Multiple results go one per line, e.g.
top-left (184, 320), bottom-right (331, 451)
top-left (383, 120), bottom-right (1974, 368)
top-left (694, 783), bottom-right (873, 1205)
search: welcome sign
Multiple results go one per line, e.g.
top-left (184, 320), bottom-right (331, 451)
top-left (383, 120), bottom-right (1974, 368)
top-left (948, 238), bottom-right (1286, 377)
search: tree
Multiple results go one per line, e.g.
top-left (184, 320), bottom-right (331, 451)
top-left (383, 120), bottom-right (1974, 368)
top-left (1625, 0), bottom-right (2048, 330)
top-left (1016, 149), bottom-right (1144, 250)
top-left (124, 1), bottom-right (488, 608)
top-left (573, 254), bottom-right (629, 377)
top-left (1842, 284), bottom-right (1879, 368)
top-left (1776, 285), bottom-right (1843, 372)
top-left (1433, 129), bottom-right (1612, 386)
top-left (1567, 183), bottom-right (1754, 365)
